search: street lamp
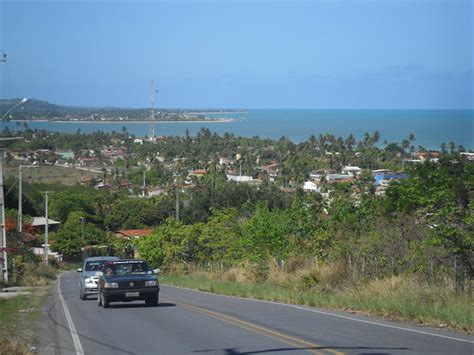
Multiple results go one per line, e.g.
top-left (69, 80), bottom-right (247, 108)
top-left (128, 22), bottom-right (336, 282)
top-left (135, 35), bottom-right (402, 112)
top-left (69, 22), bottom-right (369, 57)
top-left (1, 98), bottom-right (28, 121)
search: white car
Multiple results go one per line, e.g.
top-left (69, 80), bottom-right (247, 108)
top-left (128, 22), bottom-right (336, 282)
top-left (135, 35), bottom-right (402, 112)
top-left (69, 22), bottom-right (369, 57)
top-left (77, 256), bottom-right (119, 300)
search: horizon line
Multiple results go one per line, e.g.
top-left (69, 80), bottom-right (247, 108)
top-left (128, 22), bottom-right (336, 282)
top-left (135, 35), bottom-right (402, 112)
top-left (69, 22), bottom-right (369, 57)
top-left (1, 98), bottom-right (473, 112)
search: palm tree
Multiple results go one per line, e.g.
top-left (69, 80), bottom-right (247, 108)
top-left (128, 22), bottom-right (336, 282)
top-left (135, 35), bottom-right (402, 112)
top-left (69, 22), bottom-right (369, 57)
top-left (448, 141), bottom-right (456, 155)
top-left (345, 134), bottom-right (356, 151)
top-left (401, 139), bottom-right (410, 153)
top-left (371, 131), bottom-right (380, 146)
top-left (440, 143), bottom-right (447, 154)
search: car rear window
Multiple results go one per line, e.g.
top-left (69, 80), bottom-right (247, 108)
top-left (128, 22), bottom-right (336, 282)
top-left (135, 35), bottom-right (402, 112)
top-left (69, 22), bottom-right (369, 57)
top-left (85, 261), bottom-right (105, 271)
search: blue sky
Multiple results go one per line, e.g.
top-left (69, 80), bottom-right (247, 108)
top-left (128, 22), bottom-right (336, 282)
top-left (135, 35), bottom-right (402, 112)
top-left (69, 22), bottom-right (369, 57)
top-left (0, 0), bottom-right (472, 109)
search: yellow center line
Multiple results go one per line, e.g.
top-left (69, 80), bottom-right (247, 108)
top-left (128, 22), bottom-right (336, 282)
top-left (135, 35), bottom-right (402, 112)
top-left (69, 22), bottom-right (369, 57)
top-left (163, 298), bottom-right (344, 355)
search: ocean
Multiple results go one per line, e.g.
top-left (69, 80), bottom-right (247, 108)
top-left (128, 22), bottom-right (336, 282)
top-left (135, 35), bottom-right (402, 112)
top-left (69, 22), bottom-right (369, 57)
top-left (1, 109), bottom-right (472, 150)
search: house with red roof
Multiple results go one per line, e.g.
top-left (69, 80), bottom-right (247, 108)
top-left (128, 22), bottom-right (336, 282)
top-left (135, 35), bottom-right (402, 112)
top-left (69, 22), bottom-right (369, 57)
top-left (114, 228), bottom-right (155, 258)
top-left (115, 228), bottom-right (154, 240)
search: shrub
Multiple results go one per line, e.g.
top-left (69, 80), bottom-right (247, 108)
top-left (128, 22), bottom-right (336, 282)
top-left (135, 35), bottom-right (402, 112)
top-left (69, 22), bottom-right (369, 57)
top-left (20, 263), bottom-right (57, 287)
top-left (295, 261), bottom-right (348, 292)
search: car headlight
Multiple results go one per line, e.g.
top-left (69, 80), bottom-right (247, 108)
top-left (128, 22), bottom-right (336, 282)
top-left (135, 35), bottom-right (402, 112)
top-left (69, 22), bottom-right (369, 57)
top-left (145, 280), bottom-right (157, 287)
top-left (104, 282), bottom-right (118, 288)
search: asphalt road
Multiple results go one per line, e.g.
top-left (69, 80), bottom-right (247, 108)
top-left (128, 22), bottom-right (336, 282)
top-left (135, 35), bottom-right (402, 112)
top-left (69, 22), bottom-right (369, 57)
top-left (42, 272), bottom-right (473, 355)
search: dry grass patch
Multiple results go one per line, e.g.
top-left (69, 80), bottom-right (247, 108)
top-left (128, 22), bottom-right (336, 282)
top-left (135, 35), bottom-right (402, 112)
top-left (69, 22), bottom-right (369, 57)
top-left (21, 275), bottom-right (51, 287)
top-left (0, 337), bottom-right (32, 355)
top-left (221, 267), bottom-right (257, 284)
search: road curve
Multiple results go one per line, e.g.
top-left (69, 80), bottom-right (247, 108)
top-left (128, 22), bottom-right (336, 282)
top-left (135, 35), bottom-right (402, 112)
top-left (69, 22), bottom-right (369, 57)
top-left (43, 272), bottom-right (473, 355)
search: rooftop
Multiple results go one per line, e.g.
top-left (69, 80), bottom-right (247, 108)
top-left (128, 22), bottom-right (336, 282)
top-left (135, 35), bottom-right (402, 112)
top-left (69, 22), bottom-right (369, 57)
top-left (115, 228), bottom-right (154, 238)
top-left (31, 217), bottom-right (61, 226)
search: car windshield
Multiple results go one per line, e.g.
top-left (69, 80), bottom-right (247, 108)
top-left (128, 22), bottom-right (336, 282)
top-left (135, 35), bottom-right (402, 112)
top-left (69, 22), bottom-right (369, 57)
top-left (104, 262), bottom-right (149, 276)
top-left (84, 261), bottom-right (106, 272)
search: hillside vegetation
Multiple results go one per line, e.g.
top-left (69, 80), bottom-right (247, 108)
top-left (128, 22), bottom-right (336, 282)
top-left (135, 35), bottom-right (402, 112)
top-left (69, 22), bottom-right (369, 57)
top-left (1, 129), bottom-right (472, 330)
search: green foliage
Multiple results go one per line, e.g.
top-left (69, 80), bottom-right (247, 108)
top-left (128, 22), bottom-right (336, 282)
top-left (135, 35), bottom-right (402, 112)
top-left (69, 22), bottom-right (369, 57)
top-left (104, 196), bottom-right (173, 230)
top-left (241, 205), bottom-right (293, 261)
top-left (386, 158), bottom-right (473, 279)
top-left (51, 211), bottom-right (107, 258)
top-left (138, 218), bottom-right (199, 267)
top-left (138, 157), bottom-right (473, 289)
top-left (199, 208), bottom-right (242, 265)
top-left (128, 166), bottom-right (173, 186)
top-left (49, 190), bottom-right (96, 223)
top-left (139, 210), bottom-right (242, 268)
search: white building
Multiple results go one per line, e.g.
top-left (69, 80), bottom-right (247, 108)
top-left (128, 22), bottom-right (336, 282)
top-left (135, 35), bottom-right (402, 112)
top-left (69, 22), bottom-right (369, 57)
top-left (32, 248), bottom-right (62, 261)
top-left (226, 174), bottom-right (254, 182)
top-left (460, 152), bottom-right (474, 161)
top-left (303, 180), bottom-right (319, 192)
top-left (342, 166), bottom-right (362, 176)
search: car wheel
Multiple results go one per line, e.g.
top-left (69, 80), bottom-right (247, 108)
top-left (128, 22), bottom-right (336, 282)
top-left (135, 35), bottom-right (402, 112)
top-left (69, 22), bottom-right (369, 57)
top-left (103, 295), bottom-right (110, 308)
top-left (97, 291), bottom-right (103, 306)
top-left (80, 291), bottom-right (87, 300)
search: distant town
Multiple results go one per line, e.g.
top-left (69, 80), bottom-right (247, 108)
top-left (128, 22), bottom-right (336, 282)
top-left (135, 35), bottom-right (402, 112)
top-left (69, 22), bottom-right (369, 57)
top-left (0, 98), bottom-right (243, 122)
top-left (2, 127), bottom-right (472, 201)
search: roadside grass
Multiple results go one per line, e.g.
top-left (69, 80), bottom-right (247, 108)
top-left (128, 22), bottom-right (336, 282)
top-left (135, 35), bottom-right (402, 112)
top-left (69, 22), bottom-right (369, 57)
top-left (161, 274), bottom-right (473, 332)
top-left (0, 262), bottom-right (61, 353)
top-left (0, 288), bottom-right (49, 354)
top-left (20, 263), bottom-right (58, 287)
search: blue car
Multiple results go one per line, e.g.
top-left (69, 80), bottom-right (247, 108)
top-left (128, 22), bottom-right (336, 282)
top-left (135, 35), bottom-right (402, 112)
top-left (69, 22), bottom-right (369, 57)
top-left (97, 259), bottom-right (160, 308)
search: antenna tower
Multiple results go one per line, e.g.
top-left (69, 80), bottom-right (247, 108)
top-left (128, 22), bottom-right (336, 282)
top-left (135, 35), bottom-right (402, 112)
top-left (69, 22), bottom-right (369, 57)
top-left (148, 80), bottom-right (155, 141)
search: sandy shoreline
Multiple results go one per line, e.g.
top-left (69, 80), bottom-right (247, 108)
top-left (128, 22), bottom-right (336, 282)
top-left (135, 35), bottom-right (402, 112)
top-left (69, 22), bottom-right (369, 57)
top-left (185, 111), bottom-right (246, 115)
top-left (11, 118), bottom-right (238, 124)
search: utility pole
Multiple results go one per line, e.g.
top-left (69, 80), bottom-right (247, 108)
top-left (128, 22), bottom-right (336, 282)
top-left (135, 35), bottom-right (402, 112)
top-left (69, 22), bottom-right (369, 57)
top-left (0, 150), bottom-right (7, 283)
top-left (18, 166), bottom-right (23, 237)
top-left (0, 137), bottom-right (24, 283)
top-left (41, 191), bottom-right (53, 266)
top-left (142, 170), bottom-right (146, 197)
top-left (148, 80), bottom-right (156, 141)
top-left (175, 183), bottom-right (180, 221)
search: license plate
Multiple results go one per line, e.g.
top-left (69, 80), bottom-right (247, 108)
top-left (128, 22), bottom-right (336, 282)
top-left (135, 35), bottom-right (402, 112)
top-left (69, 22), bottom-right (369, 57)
top-left (125, 292), bottom-right (139, 297)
